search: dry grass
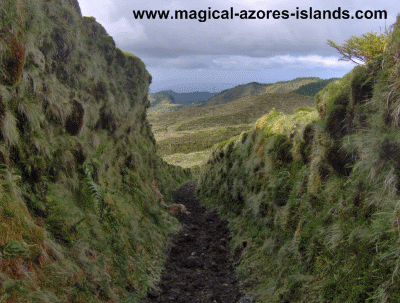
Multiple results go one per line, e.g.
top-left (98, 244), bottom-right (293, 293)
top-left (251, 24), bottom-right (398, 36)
top-left (163, 149), bottom-right (212, 168)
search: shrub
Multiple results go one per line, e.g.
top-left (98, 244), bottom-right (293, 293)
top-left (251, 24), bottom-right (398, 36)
top-left (327, 31), bottom-right (388, 65)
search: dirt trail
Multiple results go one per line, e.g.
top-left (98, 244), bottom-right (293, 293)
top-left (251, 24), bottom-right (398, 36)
top-left (141, 180), bottom-right (242, 303)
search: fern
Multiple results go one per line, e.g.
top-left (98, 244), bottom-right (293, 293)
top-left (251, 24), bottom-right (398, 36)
top-left (83, 165), bottom-right (105, 216)
top-left (81, 144), bottom-right (107, 218)
top-left (131, 186), bottom-right (146, 199)
top-left (121, 176), bottom-right (147, 200)
top-left (0, 240), bottom-right (34, 258)
top-left (94, 142), bottom-right (107, 158)
top-left (81, 143), bottom-right (147, 217)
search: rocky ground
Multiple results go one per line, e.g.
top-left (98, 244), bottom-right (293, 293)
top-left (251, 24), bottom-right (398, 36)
top-left (140, 180), bottom-right (244, 303)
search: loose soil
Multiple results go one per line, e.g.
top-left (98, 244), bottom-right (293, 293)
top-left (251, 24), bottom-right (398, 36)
top-left (141, 180), bottom-right (243, 303)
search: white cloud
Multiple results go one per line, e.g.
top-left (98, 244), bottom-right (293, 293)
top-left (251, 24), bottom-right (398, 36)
top-left (105, 18), bottom-right (148, 42)
top-left (211, 55), bottom-right (354, 70)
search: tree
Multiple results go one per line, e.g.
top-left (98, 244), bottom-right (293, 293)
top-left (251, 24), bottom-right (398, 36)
top-left (327, 31), bottom-right (389, 65)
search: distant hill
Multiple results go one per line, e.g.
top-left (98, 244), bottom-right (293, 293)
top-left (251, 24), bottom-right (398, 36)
top-left (196, 82), bottom-right (271, 107)
top-left (149, 91), bottom-right (176, 106)
top-left (148, 91), bottom-right (182, 115)
top-left (292, 77), bottom-right (339, 97)
top-left (263, 77), bottom-right (322, 93)
top-left (148, 77), bottom-right (333, 116)
top-left (161, 90), bottom-right (216, 104)
top-left (148, 90), bottom-right (217, 115)
top-left (197, 77), bottom-right (323, 107)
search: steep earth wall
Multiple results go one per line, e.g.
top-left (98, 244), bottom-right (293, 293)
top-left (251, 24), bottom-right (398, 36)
top-left (0, 0), bottom-right (191, 301)
top-left (196, 15), bottom-right (400, 303)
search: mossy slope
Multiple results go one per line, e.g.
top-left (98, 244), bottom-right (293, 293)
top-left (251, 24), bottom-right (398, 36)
top-left (0, 0), bottom-right (191, 301)
top-left (196, 16), bottom-right (400, 302)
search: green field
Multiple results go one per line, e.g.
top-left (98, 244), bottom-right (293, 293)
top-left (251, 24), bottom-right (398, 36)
top-left (149, 92), bottom-right (316, 167)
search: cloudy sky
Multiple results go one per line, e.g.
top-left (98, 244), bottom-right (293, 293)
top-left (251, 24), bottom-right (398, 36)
top-left (77, 0), bottom-right (397, 92)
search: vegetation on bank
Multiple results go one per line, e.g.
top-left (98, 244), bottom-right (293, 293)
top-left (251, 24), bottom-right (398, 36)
top-left (195, 16), bottom-right (400, 302)
top-left (0, 0), bottom-right (192, 301)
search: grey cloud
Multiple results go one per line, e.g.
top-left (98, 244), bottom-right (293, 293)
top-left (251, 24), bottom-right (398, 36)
top-left (78, 0), bottom-right (397, 90)
top-left (144, 56), bottom-right (217, 69)
top-left (99, 0), bottom-right (396, 59)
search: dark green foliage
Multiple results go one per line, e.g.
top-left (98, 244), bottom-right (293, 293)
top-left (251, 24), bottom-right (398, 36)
top-left (270, 172), bottom-right (293, 207)
top-left (379, 138), bottom-right (400, 187)
top-left (94, 81), bottom-right (108, 101)
top-left (114, 48), bottom-right (126, 67)
top-left (72, 142), bottom-right (86, 165)
top-left (324, 89), bottom-right (350, 138)
top-left (350, 65), bottom-right (374, 108)
top-left (277, 279), bottom-right (304, 302)
top-left (65, 100), bottom-right (84, 135)
top-left (292, 78), bottom-right (339, 98)
top-left (326, 141), bottom-right (355, 176)
top-left (52, 27), bottom-right (72, 62)
top-left (321, 280), bottom-right (337, 301)
top-left (379, 138), bottom-right (400, 163)
top-left (83, 16), bottom-right (108, 37)
top-left (0, 94), bottom-right (5, 124)
top-left (302, 123), bottom-right (314, 144)
top-left (300, 123), bottom-right (315, 163)
top-left (241, 131), bottom-right (248, 144)
top-left (23, 193), bottom-right (49, 218)
top-left (45, 213), bottom-right (73, 245)
top-left (270, 134), bottom-right (293, 165)
top-left (299, 141), bottom-right (311, 164)
top-left (225, 140), bottom-right (235, 157)
top-left (98, 35), bottom-right (115, 66)
top-left (99, 106), bottom-right (115, 132)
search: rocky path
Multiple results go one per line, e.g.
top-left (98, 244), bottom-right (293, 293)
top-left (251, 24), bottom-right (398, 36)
top-left (141, 180), bottom-right (242, 303)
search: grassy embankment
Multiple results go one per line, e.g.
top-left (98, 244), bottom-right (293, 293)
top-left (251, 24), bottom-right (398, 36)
top-left (0, 0), bottom-right (192, 301)
top-left (195, 16), bottom-right (400, 302)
